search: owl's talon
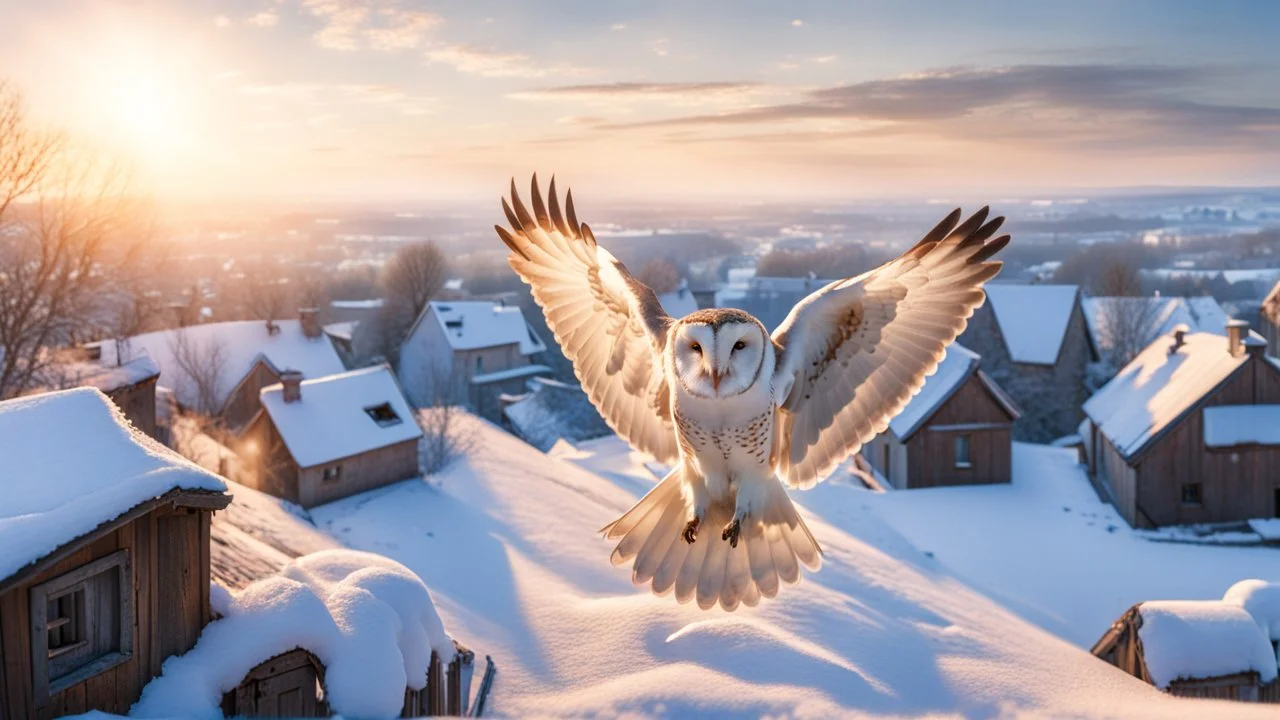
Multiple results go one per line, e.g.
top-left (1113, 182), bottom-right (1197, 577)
top-left (682, 517), bottom-right (700, 544)
top-left (721, 518), bottom-right (741, 548)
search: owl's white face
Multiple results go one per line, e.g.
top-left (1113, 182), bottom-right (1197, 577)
top-left (672, 318), bottom-right (767, 399)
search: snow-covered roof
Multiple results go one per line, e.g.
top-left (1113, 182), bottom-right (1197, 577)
top-left (658, 286), bottom-right (698, 318)
top-left (1081, 295), bottom-right (1229, 360)
top-left (46, 354), bottom-right (161, 395)
top-left (470, 364), bottom-right (551, 385)
top-left (1083, 330), bottom-right (1251, 460)
top-left (259, 365), bottom-right (422, 469)
top-left (0, 388), bottom-right (227, 581)
top-left (99, 320), bottom-right (346, 411)
top-left (502, 377), bottom-right (612, 451)
top-left (132, 549), bottom-right (454, 720)
top-left (1224, 579), bottom-right (1280, 642)
top-left (323, 320), bottom-right (357, 342)
top-left (887, 343), bottom-right (1018, 440)
top-left (210, 479), bottom-right (342, 591)
top-left (416, 301), bottom-right (546, 355)
top-left (1137, 600), bottom-right (1277, 688)
top-left (984, 284), bottom-right (1080, 365)
top-left (1203, 405), bottom-right (1280, 448)
top-left (330, 299), bottom-right (384, 310)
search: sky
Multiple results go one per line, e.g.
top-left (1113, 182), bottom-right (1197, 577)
top-left (2, 0), bottom-right (1279, 202)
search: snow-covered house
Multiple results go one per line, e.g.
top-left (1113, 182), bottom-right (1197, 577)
top-left (96, 312), bottom-right (346, 430)
top-left (398, 300), bottom-right (550, 421)
top-left (235, 365), bottom-right (423, 509)
top-left (957, 283), bottom-right (1090, 442)
top-left (1261, 280), bottom-right (1280, 359)
top-left (1082, 321), bottom-right (1280, 528)
top-left (715, 273), bottom-right (835, 332)
top-left (1092, 585), bottom-right (1280, 703)
top-left (37, 354), bottom-right (163, 441)
top-left (501, 377), bottom-right (612, 452)
top-left (658, 281), bottom-right (699, 318)
top-left (0, 388), bottom-right (230, 718)
top-left (860, 343), bottom-right (1020, 489)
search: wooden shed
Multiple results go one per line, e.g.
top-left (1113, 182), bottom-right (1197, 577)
top-left (0, 388), bottom-right (230, 719)
top-left (861, 343), bottom-right (1020, 489)
top-left (1082, 321), bottom-right (1280, 528)
top-left (1092, 601), bottom-right (1279, 703)
top-left (235, 365), bottom-right (424, 509)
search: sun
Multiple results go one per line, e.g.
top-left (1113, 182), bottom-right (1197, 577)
top-left (99, 48), bottom-right (192, 162)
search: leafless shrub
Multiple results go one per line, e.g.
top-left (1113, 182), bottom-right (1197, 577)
top-left (417, 359), bottom-right (472, 476)
top-left (167, 328), bottom-right (229, 417)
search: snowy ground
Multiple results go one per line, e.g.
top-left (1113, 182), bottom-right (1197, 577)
top-left (308, 414), bottom-right (1278, 718)
top-left (862, 443), bottom-right (1280, 648)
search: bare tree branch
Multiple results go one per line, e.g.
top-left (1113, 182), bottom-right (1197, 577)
top-left (166, 328), bottom-right (228, 417)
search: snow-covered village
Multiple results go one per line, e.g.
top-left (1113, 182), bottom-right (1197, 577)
top-left (3, 2), bottom-right (1280, 719)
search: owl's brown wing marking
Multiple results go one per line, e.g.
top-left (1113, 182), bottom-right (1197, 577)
top-left (771, 207), bottom-right (1010, 489)
top-left (496, 175), bottom-right (680, 463)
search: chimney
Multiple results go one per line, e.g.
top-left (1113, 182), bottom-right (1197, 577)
top-left (1169, 323), bottom-right (1189, 355)
top-left (280, 370), bottom-right (303, 403)
top-left (1227, 319), bottom-right (1249, 357)
top-left (298, 308), bottom-right (322, 339)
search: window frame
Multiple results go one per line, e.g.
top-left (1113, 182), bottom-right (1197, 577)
top-left (363, 402), bottom-right (403, 427)
top-left (1181, 482), bottom-right (1204, 506)
top-left (322, 464), bottom-right (343, 482)
top-left (29, 549), bottom-right (133, 703)
top-left (954, 434), bottom-right (973, 469)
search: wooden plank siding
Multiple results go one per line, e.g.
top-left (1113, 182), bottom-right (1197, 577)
top-left (1132, 353), bottom-right (1280, 527)
top-left (0, 502), bottom-right (218, 719)
top-left (296, 439), bottom-right (421, 508)
top-left (222, 360), bottom-right (283, 431)
top-left (105, 377), bottom-right (158, 441)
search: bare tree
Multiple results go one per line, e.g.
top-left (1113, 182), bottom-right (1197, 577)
top-left (167, 328), bottom-right (228, 417)
top-left (1098, 297), bottom-right (1162, 369)
top-left (0, 80), bottom-right (151, 398)
top-left (417, 357), bottom-right (472, 475)
top-left (381, 241), bottom-right (448, 321)
top-left (636, 258), bottom-right (681, 295)
top-left (242, 261), bottom-right (291, 331)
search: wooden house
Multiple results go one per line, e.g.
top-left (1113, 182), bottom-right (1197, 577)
top-left (95, 311), bottom-right (345, 431)
top-left (1080, 295), bottom-right (1229, 369)
top-left (37, 354), bottom-right (162, 441)
top-left (1081, 321), bottom-right (1280, 528)
top-left (0, 388), bottom-right (230, 719)
top-left (1092, 601), bottom-right (1280, 703)
top-left (860, 343), bottom-right (1020, 489)
top-left (957, 284), bottom-right (1090, 442)
top-left (234, 365), bottom-right (424, 509)
top-left (1261, 280), bottom-right (1280, 358)
top-left (398, 300), bottom-right (550, 421)
top-left (501, 377), bottom-right (613, 452)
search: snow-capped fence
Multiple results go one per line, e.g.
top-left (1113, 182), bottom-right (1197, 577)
top-left (221, 642), bottom-right (477, 717)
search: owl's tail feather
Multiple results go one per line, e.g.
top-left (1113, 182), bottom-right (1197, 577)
top-left (601, 468), bottom-right (821, 612)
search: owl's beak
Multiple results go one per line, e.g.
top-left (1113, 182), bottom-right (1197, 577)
top-left (710, 369), bottom-right (723, 392)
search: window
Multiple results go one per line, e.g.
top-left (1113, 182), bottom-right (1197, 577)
top-left (322, 465), bottom-right (342, 482)
top-left (882, 443), bottom-right (891, 479)
top-left (475, 356), bottom-right (484, 372)
top-left (84, 345), bottom-right (102, 361)
top-left (1182, 483), bottom-right (1203, 506)
top-left (364, 402), bottom-right (402, 427)
top-left (30, 550), bottom-right (132, 700)
top-left (954, 434), bottom-right (972, 468)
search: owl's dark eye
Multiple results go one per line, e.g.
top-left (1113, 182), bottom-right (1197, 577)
top-left (733, 340), bottom-right (746, 351)
top-left (690, 342), bottom-right (702, 354)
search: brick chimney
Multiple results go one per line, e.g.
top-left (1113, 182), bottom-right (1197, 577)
top-left (298, 308), bottom-right (322, 339)
top-left (1226, 319), bottom-right (1249, 357)
top-left (280, 370), bottom-right (304, 403)
top-left (1169, 323), bottom-right (1189, 355)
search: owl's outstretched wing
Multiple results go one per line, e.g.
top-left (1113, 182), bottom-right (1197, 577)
top-left (771, 208), bottom-right (1009, 489)
top-left (495, 175), bottom-right (680, 463)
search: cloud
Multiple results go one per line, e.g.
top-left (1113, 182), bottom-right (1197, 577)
top-left (791, 19), bottom-right (804, 27)
top-left (302, 1), bottom-right (439, 51)
top-left (512, 81), bottom-right (764, 101)
top-left (214, 15), bottom-right (232, 28)
top-left (605, 64), bottom-right (1280, 149)
top-left (247, 10), bottom-right (279, 28)
top-left (425, 44), bottom-right (588, 79)
top-left (238, 82), bottom-right (436, 115)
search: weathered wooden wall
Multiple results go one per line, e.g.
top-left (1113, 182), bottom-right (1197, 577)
top-left (106, 378), bottom-right (158, 441)
top-left (0, 505), bottom-right (212, 719)
top-left (235, 411), bottom-right (302, 505)
top-left (906, 373), bottom-right (1015, 488)
top-left (223, 361), bottom-right (282, 431)
top-left (1094, 430), bottom-right (1140, 527)
top-left (297, 439), bottom-right (421, 508)
top-left (1135, 353), bottom-right (1280, 526)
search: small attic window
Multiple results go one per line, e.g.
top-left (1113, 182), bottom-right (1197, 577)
top-left (84, 345), bottom-right (102, 361)
top-left (364, 402), bottom-right (402, 427)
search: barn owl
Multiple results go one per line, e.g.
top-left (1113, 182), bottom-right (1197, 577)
top-left (495, 175), bottom-right (1008, 611)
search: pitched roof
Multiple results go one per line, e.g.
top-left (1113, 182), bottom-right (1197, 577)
top-left (40, 354), bottom-right (161, 395)
top-left (984, 284), bottom-right (1080, 365)
top-left (1083, 330), bottom-right (1253, 460)
top-left (411, 301), bottom-right (546, 355)
top-left (502, 377), bottom-right (613, 451)
top-left (0, 388), bottom-right (227, 581)
top-left (887, 343), bottom-right (1019, 440)
top-left (1136, 600), bottom-right (1277, 689)
top-left (98, 320), bottom-right (346, 411)
top-left (259, 365), bottom-right (423, 468)
top-left (658, 287), bottom-right (699, 318)
top-left (1081, 295), bottom-right (1229, 360)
